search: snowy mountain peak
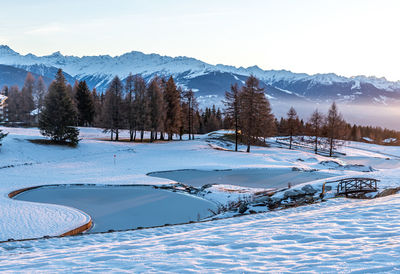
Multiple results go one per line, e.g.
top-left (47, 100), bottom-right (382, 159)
top-left (48, 51), bottom-right (63, 57)
top-left (0, 45), bottom-right (17, 55)
top-left (1, 45), bottom-right (400, 93)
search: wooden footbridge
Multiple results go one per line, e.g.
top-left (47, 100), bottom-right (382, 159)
top-left (321, 177), bottom-right (379, 198)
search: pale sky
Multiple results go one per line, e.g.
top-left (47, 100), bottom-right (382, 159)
top-left (1, 0), bottom-right (400, 80)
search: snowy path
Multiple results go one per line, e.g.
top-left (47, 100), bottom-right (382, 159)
top-left (1, 195), bottom-right (399, 272)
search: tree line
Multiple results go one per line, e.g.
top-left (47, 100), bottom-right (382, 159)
top-left (1, 70), bottom-right (225, 144)
top-left (276, 104), bottom-right (400, 155)
top-left (2, 70), bottom-right (399, 152)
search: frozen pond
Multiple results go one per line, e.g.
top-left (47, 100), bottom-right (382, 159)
top-left (14, 185), bottom-right (218, 233)
top-left (149, 168), bottom-right (335, 189)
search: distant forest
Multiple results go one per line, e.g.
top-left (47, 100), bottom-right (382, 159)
top-left (1, 70), bottom-right (400, 150)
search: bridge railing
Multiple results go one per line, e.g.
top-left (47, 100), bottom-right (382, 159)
top-left (321, 177), bottom-right (379, 198)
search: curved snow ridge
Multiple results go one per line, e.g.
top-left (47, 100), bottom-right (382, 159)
top-left (7, 185), bottom-right (93, 240)
top-left (0, 195), bottom-right (91, 242)
top-left (1, 195), bottom-right (400, 272)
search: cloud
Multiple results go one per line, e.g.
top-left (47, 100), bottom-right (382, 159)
top-left (26, 24), bottom-right (65, 35)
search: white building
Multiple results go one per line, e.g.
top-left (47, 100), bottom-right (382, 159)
top-left (0, 94), bottom-right (8, 122)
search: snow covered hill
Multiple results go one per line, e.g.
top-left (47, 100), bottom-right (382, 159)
top-left (1, 127), bottom-right (400, 272)
top-left (2, 45), bottom-right (400, 108)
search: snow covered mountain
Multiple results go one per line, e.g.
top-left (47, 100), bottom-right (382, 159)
top-left (2, 44), bottom-right (400, 108)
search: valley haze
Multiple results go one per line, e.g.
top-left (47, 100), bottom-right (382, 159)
top-left (1, 45), bottom-right (400, 129)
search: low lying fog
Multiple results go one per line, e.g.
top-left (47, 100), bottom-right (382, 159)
top-left (271, 101), bottom-right (400, 130)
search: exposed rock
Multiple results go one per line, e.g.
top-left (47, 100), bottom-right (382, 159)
top-left (238, 203), bottom-right (248, 214)
top-left (283, 189), bottom-right (305, 199)
top-left (200, 184), bottom-right (213, 191)
top-left (254, 196), bottom-right (272, 204)
top-left (301, 185), bottom-right (317, 195)
top-left (320, 160), bottom-right (342, 168)
top-left (376, 187), bottom-right (400, 198)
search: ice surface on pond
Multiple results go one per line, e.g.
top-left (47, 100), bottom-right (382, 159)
top-left (14, 185), bottom-right (218, 233)
top-left (149, 168), bottom-right (336, 189)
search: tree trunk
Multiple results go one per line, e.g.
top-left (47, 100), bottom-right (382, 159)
top-left (246, 133), bottom-right (251, 153)
top-left (140, 130), bottom-right (144, 142)
top-left (235, 117), bottom-right (238, 152)
top-left (115, 129), bottom-right (119, 141)
top-left (329, 137), bottom-right (334, 157)
top-left (314, 134), bottom-right (318, 154)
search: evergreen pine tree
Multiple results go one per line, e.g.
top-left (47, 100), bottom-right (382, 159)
top-left (39, 69), bottom-right (79, 145)
top-left (75, 81), bottom-right (95, 126)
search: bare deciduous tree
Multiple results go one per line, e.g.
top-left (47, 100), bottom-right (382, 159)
top-left (309, 109), bottom-right (324, 154)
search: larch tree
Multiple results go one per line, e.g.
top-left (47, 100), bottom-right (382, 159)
top-left (309, 109), bottom-right (324, 154)
top-left (91, 88), bottom-right (102, 126)
top-left (21, 72), bottom-right (35, 124)
top-left (35, 76), bottom-right (47, 116)
top-left (164, 76), bottom-right (181, 140)
top-left (147, 77), bottom-right (164, 142)
top-left (183, 89), bottom-right (198, 140)
top-left (75, 80), bottom-right (95, 126)
top-left (326, 102), bottom-right (344, 157)
top-left (125, 73), bottom-right (136, 141)
top-left (134, 75), bottom-right (149, 142)
top-left (39, 69), bottom-right (79, 145)
top-left (101, 76), bottom-right (124, 141)
top-left (224, 83), bottom-right (241, 151)
top-left (179, 91), bottom-right (187, 141)
top-left (257, 98), bottom-right (275, 142)
top-left (240, 75), bottom-right (270, 153)
top-left (286, 107), bottom-right (298, 149)
top-left (6, 86), bottom-right (22, 123)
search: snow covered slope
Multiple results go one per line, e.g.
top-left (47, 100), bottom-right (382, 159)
top-left (0, 128), bottom-right (400, 271)
top-left (2, 196), bottom-right (400, 272)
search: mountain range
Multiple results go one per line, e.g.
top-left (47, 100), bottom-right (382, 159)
top-left (1, 45), bottom-right (400, 128)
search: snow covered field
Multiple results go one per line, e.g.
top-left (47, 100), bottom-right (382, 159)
top-left (1, 126), bottom-right (400, 272)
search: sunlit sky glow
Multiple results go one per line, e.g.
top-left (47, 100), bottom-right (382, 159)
top-left (1, 0), bottom-right (400, 80)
